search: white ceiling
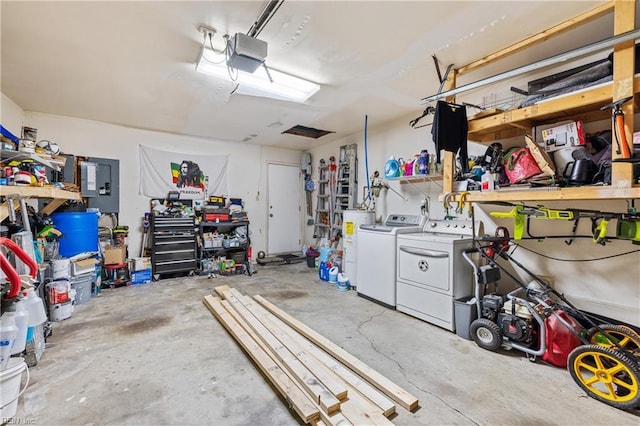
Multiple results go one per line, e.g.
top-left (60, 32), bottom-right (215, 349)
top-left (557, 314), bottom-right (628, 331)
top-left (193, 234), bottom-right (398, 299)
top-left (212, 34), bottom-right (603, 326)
top-left (1, 1), bottom-right (616, 150)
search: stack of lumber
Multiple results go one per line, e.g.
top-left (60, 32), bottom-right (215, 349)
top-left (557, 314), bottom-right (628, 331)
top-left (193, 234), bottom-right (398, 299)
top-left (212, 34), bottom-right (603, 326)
top-left (203, 286), bottom-right (419, 425)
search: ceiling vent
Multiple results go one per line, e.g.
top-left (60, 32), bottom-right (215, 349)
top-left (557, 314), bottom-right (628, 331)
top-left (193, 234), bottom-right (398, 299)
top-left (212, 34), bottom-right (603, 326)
top-left (282, 125), bottom-right (334, 139)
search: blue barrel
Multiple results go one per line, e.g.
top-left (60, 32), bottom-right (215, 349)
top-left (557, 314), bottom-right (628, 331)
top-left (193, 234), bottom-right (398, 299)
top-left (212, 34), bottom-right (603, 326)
top-left (51, 212), bottom-right (99, 258)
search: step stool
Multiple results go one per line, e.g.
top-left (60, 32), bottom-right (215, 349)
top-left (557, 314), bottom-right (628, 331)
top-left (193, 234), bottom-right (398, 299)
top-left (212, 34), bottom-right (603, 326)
top-left (102, 263), bottom-right (130, 289)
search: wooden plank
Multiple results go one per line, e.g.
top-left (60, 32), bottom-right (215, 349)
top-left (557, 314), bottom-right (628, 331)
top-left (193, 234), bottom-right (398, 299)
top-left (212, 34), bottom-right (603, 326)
top-left (233, 294), bottom-right (392, 425)
top-left (246, 293), bottom-right (396, 417)
top-left (214, 285), bottom-right (231, 297)
top-left (232, 292), bottom-right (348, 401)
top-left (202, 295), bottom-right (319, 424)
top-left (39, 198), bottom-right (66, 216)
top-left (611, 0), bottom-right (635, 187)
top-left (0, 185), bottom-right (82, 199)
top-left (220, 289), bottom-right (342, 415)
top-left (458, 1), bottom-right (615, 75)
top-left (254, 295), bottom-right (420, 412)
top-left (216, 296), bottom-right (351, 426)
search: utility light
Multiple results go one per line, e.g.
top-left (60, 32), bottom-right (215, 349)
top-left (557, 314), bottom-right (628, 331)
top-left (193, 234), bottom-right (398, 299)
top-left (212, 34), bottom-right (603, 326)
top-left (196, 47), bottom-right (320, 103)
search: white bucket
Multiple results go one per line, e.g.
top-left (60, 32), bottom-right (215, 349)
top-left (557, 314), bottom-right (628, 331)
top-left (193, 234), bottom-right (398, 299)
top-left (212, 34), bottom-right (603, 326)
top-left (0, 357), bottom-right (28, 420)
top-left (49, 300), bottom-right (73, 322)
top-left (51, 258), bottom-right (70, 280)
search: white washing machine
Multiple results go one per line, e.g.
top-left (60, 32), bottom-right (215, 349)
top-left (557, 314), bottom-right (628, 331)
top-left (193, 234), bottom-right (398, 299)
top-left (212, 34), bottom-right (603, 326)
top-left (342, 210), bottom-right (375, 289)
top-left (396, 219), bottom-right (475, 331)
top-left (356, 214), bottom-right (426, 308)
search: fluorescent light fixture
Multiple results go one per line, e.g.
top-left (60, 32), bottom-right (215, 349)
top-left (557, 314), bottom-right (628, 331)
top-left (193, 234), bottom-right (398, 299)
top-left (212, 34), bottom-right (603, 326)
top-left (196, 48), bottom-right (320, 103)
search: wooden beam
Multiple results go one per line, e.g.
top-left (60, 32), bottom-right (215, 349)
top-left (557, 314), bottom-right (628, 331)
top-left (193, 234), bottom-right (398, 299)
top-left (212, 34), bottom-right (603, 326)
top-left (246, 293), bottom-right (396, 417)
top-left (202, 295), bottom-right (320, 424)
top-left (254, 295), bottom-right (420, 412)
top-left (220, 290), bottom-right (342, 415)
top-left (228, 290), bottom-right (349, 402)
top-left (457, 1), bottom-right (615, 75)
top-left (611, 0), bottom-right (635, 187)
top-left (233, 291), bottom-right (393, 426)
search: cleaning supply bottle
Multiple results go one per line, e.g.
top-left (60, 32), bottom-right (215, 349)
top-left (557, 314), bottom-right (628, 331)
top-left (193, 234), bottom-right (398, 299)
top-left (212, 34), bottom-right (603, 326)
top-left (418, 150), bottom-right (429, 175)
top-left (384, 156), bottom-right (399, 179)
top-left (481, 168), bottom-right (494, 191)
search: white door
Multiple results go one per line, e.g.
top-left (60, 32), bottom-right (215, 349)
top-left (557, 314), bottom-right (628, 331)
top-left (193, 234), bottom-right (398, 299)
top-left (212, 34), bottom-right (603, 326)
top-left (267, 163), bottom-right (301, 255)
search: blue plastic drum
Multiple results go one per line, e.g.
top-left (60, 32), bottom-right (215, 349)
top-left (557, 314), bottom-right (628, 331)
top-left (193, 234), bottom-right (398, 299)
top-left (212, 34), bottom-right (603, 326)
top-left (51, 212), bottom-right (99, 257)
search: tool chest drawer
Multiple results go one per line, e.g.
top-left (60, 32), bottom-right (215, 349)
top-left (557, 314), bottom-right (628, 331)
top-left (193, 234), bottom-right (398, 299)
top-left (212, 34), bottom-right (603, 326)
top-left (150, 216), bottom-right (197, 279)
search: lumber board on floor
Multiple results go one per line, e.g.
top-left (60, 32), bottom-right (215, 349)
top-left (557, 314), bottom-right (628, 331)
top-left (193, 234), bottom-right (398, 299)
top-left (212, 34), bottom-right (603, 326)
top-left (232, 292), bottom-right (348, 401)
top-left (246, 294), bottom-right (396, 417)
top-left (254, 295), bottom-right (420, 412)
top-left (220, 289), bottom-right (342, 415)
top-left (216, 296), bottom-right (352, 426)
top-left (202, 295), bottom-right (319, 424)
top-left (235, 294), bottom-right (394, 425)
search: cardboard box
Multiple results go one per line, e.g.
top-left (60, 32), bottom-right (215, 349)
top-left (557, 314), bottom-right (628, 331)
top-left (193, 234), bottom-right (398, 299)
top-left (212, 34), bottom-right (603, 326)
top-left (72, 257), bottom-right (98, 276)
top-left (541, 120), bottom-right (585, 152)
top-left (128, 257), bottom-right (150, 272)
top-left (103, 245), bottom-right (126, 265)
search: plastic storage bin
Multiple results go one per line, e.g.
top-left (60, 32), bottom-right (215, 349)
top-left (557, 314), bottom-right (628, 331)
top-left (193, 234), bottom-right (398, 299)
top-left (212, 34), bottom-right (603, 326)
top-left (454, 296), bottom-right (478, 340)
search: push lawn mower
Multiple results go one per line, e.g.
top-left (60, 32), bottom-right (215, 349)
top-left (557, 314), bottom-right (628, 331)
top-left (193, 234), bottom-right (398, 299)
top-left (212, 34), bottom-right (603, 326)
top-left (462, 230), bottom-right (640, 410)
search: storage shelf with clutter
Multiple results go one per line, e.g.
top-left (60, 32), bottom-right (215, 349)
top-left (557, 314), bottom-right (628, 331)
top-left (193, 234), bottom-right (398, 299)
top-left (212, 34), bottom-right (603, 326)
top-left (429, 0), bottom-right (640, 203)
top-left (195, 195), bottom-right (251, 278)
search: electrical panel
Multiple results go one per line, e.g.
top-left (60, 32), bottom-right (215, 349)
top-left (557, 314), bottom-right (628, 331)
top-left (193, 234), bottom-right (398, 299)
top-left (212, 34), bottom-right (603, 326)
top-left (87, 157), bottom-right (119, 213)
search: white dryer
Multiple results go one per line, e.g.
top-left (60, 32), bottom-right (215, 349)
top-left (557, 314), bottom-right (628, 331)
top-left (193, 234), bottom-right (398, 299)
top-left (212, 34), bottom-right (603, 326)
top-left (356, 214), bottom-right (426, 308)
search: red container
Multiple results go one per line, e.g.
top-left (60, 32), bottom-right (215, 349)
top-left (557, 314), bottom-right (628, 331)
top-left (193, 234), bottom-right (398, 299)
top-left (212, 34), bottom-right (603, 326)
top-left (542, 310), bottom-right (582, 367)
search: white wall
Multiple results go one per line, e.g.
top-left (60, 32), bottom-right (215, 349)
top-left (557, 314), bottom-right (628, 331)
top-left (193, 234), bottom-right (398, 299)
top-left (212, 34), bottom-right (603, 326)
top-left (3, 89), bottom-right (638, 325)
top-left (307, 113), bottom-right (639, 326)
top-left (1, 92), bottom-right (25, 137)
top-left (2, 95), bottom-right (302, 260)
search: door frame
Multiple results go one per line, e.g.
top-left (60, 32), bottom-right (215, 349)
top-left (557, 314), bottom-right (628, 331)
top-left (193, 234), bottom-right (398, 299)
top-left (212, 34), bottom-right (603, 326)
top-left (266, 161), bottom-right (302, 255)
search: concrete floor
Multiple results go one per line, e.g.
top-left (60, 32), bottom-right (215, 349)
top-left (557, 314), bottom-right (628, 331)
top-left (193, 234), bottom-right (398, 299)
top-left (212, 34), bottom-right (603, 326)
top-left (12, 262), bottom-right (640, 425)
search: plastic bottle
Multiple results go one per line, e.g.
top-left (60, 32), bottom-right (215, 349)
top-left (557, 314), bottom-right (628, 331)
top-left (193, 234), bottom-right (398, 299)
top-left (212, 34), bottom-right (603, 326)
top-left (481, 168), bottom-right (494, 191)
top-left (384, 156), bottom-right (400, 179)
top-left (10, 299), bottom-right (28, 355)
top-left (25, 287), bottom-right (47, 327)
top-left (0, 312), bottom-right (18, 369)
top-left (418, 150), bottom-right (429, 175)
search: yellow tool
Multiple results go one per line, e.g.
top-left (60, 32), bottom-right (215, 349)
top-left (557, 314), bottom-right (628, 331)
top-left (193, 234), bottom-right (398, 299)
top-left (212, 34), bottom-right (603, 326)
top-left (456, 191), bottom-right (471, 215)
top-left (490, 205), bottom-right (575, 240)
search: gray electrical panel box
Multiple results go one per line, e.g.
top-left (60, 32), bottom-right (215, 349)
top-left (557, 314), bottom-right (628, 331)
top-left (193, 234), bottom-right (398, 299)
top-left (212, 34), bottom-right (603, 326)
top-left (87, 157), bottom-right (120, 213)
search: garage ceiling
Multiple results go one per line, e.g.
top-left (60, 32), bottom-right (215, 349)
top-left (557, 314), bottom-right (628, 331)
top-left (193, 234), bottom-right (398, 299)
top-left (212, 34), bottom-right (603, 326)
top-left (1, 1), bottom-right (617, 150)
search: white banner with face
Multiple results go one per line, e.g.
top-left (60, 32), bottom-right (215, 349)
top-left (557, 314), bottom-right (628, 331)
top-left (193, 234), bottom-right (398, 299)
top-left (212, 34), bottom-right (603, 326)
top-left (139, 144), bottom-right (228, 200)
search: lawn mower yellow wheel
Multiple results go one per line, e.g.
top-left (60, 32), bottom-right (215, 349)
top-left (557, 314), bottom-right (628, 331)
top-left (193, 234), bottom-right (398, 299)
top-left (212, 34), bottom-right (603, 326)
top-left (568, 344), bottom-right (640, 410)
top-left (586, 324), bottom-right (640, 358)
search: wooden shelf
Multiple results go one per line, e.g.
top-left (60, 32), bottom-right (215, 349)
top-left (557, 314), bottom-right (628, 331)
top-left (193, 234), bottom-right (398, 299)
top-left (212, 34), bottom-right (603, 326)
top-left (438, 0), bottom-right (638, 203)
top-left (442, 184), bottom-right (640, 203)
top-left (0, 185), bottom-right (81, 200)
top-left (467, 76), bottom-right (640, 143)
top-left (0, 185), bottom-right (82, 221)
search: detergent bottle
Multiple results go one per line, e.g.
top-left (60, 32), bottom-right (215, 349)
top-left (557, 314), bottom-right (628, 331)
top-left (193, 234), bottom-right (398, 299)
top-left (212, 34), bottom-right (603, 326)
top-left (384, 156), bottom-right (399, 179)
top-left (418, 150), bottom-right (429, 175)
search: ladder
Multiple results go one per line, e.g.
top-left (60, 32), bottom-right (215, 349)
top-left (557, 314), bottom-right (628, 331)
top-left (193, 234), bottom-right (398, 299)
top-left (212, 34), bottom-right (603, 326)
top-left (331, 144), bottom-right (357, 242)
top-left (312, 159), bottom-right (331, 240)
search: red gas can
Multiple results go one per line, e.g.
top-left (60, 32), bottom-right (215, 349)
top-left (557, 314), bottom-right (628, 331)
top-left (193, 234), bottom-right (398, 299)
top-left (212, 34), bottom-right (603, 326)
top-left (542, 310), bottom-right (582, 367)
